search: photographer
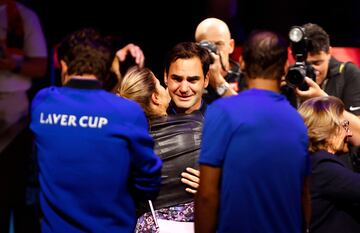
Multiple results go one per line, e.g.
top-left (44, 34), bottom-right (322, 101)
top-left (291, 23), bottom-right (360, 171)
top-left (195, 18), bottom-right (243, 103)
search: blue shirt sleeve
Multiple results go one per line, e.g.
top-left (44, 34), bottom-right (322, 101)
top-left (128, 112), bottom-right (162, 201)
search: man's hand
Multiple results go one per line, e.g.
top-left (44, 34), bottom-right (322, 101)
top-left (181, 167), bottom-right (200, 194)
top-left (295, 77), bottom-right (328, 99)
top-left (116, 43), bottom-right (145, 68)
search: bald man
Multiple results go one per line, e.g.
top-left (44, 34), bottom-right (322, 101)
top-left (195, 17), bottom-right (245, 103)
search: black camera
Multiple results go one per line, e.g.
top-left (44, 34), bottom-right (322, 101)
top-left (199, 40), bottom-right (229, 71)
top-left (285, 26), bottom-right (316, 91)
top-left (199, 40), bottom-right (218, 55)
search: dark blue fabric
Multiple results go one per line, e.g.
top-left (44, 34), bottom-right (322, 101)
top-left (30, 80), bottom-right (162, 233)
top-left (310, 150), bottom-right (360, 233)
top-left (199, 88), bottom-right (309, 233)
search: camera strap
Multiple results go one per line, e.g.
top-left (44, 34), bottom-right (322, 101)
top-left (321, 61), bottom-right (348, 90)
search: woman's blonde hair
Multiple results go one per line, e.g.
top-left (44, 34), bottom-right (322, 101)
top-left (116, 66), bottom-right (156, 117)
top-left (298, 96), bottom-right (344, 153)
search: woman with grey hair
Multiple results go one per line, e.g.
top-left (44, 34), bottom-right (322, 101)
top-left (298, 96), bottom-right (360, 233)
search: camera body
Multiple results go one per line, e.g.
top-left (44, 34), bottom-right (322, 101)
top-left (199, 40), bottom-right (218, 55)
top-left (285, 26), bottom-right (316, 91)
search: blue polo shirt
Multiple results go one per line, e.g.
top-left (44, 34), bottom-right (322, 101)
top-left (199, 88), bottom-right (309, 233)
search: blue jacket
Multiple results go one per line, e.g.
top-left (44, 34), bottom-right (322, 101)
top-left (30, 79), bottom-right (162, 233)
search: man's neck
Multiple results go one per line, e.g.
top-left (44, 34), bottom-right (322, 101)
top-left (247, 78), bottom-right (280, 93)
top-left (62, 74), bottom-right (98, 85)
top-left (168, 100), bottom-right (206, 115)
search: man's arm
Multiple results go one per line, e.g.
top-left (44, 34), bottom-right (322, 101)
top-left (207, 53), bottom-right (237, 97)
top-left (195, 164), bottom-right (221, 233)
top-left (296, 77), bottom-right (360, 146)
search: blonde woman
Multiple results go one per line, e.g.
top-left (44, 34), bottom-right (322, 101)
top-left (117, 66), bottom-right (201, 232)
top-left (298, 96), bottom-right (360, 233)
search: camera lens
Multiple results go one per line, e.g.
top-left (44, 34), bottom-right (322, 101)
top-left (286, 66), bottom-right (306, 88)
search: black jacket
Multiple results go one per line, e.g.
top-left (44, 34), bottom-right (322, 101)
top-left (310, 150), bottom-right (360, 233)
top-left (136, 112), bottom-right (203, 216)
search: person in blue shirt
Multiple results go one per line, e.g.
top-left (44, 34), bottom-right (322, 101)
top-left (30, 28), bottom-right (162, 233)
top-left (195, 30), bottom-right (311, 233)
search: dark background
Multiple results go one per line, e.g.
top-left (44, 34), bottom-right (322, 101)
top-left (19, 0), bottom-right (360, 81)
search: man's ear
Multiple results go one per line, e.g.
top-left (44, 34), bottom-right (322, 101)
top-left (60, 60), bottom-right (69, 85)
top-left (204, 72), bottom-right (210, 88)
top-left (284, 60), bottom-right (289, 75)
top-left (239, 56), bottom-right (245, 70)
top-left (151, 92), bottom-right (160, 105)
top-left (229, 38), bottom-right (235, 54)
top-left (164, 71), bottom-right (168, 86)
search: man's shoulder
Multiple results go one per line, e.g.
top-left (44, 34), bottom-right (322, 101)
top-left (329, 57), bottom-right (360, 77)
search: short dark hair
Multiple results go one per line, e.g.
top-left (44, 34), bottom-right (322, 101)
top-left (57, 28), bottom-right (114, 82)
top-left (303, 23), bottom-right (330, 54)
top-left (164, 42), bottom-right (213, 78)
top-left (242, 30), bottom-right (288, 80)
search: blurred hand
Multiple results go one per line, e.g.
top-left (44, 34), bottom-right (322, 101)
top-left (207, 52), bottom-right (225, 88)
top-left (181, 167), bottom-right (200, 194)
top-left (116, 43), bottom-right (145, 68)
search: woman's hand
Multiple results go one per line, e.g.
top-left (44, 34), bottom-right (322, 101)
top-left (181, 167), bottom-right (200, 194)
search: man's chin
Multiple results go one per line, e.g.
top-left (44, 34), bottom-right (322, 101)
top-left (173, 99), bottom-right (193, 109)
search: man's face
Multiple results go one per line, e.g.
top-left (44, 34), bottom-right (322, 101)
top-left (306, 51), bottom-right (331, 84)
top-left (165, 57), bottom-right (209, 114)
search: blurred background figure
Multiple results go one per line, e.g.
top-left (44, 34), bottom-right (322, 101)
top-left (0, 0), bottom-right (47, 232)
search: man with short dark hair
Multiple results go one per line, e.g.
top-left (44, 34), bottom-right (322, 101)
top-left (164, 41), bottom-right (212, 115)
top-left (30, 28), bottom-right (162, 233)
top-left (195, 30), bottom-right (311, 233)
top-left (296, 23), bottom-right (360, 171)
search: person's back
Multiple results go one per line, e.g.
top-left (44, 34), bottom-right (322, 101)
top-left (207, 90), bottom-right (308, 232)
top-left (30, 28), bottom-right (162, 233)
top-left (196, 30), bottom-right (310, 233)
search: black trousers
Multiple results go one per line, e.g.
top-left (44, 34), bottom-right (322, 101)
top-left (0, 128), bottom-right (40, 233)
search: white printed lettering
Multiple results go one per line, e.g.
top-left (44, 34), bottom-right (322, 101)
top-left (68, 115), bottom-right (77, 126)
top-left (39, 112), bottom-right (107, 129)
